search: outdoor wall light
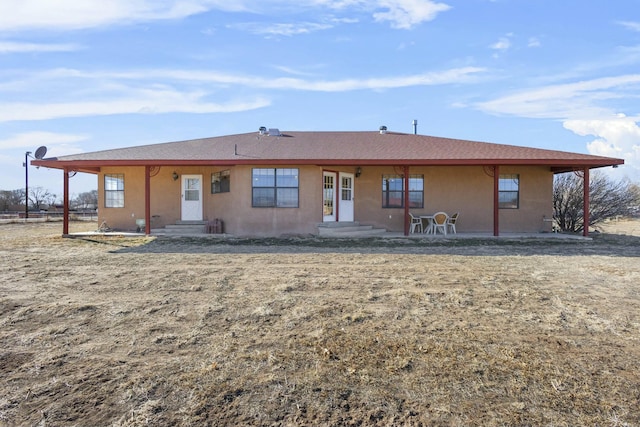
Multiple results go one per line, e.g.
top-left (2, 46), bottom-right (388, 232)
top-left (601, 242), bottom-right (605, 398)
top-left (355, 167), bottom-right (362, 178)
top-left (172, 171), bottom-right (179, 181)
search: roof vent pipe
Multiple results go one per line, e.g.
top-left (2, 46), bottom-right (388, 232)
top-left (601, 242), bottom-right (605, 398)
top-left (412, 119), bottom-right (418, 135)
top-left (258, 126), bottom-right (267, 135)
top-left (379, 125), bottom-right (388, 134)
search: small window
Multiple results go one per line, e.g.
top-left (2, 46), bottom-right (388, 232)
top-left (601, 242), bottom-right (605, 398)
top-left (499, 174), bottom-right (519, 209)
top-left (184, 178), bottom-right (200, 201)
top-left (341, 176), bottom-right (352, 201)
top-left (382, 174), bottom-right (424, 208)
top-left (211, 170), bottom-right (230, 194)
top-left (104, 174), bottom-right (124, 208)
top-left (252, 168), bottom-right (299, 208)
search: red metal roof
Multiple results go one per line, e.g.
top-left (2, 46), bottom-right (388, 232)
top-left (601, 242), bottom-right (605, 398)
top-left (32, 130), bottom-right (624, 172)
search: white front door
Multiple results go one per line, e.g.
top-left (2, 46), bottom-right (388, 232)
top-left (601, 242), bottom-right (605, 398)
top-left (339, 172), bottom-right (354, 222)
top-left (323, 172), bottom-right (336, 222)
top-left (181, 174), bottom-right (203, 221)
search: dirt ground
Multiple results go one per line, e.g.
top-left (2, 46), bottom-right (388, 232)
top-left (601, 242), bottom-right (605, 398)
top-left (1, 220), bottom-right (639, 426)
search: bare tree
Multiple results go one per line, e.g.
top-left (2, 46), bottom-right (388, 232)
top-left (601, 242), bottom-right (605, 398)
top-left (0, 189), bottom-right (25, 211)
top-left (73, 190), bottom-right (98, 209)
top-left (553, 171), bottom-right (639, 232)
top-left (28, 186), bottom-right (57, 211)
top-left (630, 183), bottom-right (640, 217)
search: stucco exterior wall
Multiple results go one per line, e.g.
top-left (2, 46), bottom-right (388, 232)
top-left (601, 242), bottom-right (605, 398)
top-left (499, 166), bottom-right (554, 233)
top-left (351, 165), bottom-right (494, 232)
top-left (207, 165), bottom-right (322, 237)
top-left (98, 166), bottom-right (147, 231)
top-left (352, 165), bottom-right (553, 233)
top-left (98, 165), bottom-right (323, 235)
top-left (97, 164), bottom-right (553, 235)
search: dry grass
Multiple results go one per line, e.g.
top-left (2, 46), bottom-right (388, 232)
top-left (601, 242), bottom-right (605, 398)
top-left (1, 220), bottom-right (639, 426)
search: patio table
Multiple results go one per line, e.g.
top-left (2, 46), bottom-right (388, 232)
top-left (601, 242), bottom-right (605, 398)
top-left (420, 215), bottom-right (435, 234)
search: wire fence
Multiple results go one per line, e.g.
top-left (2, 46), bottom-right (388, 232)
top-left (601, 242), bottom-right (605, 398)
top-left (0, 211), bottom-right (98, 222)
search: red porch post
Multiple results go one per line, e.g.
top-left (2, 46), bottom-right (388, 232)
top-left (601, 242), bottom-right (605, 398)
top-left (145, 165), bottom-right (151, 235)
top-left (404, 166), bottom-right (410, 236)
top-left (493, 165), bottom-right (500, 236)
top-left (63, 168), bottom-right (70, 236)
top-left (583, 167), bottom-right (590, 237)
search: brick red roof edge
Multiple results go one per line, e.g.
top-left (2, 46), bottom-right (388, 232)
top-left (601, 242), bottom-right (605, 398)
top-left (32, 130), bottom-right (624, 170)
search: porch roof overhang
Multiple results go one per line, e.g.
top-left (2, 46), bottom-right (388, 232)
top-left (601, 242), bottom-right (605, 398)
top-left (31, 157), bottom-right (624, 173)
top-left (30, 130), bottom-right (624, 173)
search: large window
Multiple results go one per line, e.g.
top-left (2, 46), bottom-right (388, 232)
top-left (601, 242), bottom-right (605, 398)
top-left (252, 168), bottom-right (299, 207)
top-left (104, 174), bottom-right (124, 208)
top-left (499, 174), bottom-right (519, 209)
top-left (382, 174), bottom-right (424, 208)
top-left (211, 170), bottom-right (230, 194)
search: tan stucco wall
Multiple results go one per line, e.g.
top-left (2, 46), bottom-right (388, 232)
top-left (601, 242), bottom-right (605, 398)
top-left (98, 167), bottom-right (147, 231)
top-left (351, 165), bottom-right (553, 233)
top-left (97, 164), bottom-right (554, 235)
top-left (499, 166), bottom-right (554, 233)
top-left (208, 165), bottom-right (322, 236)
top-left (352, 165), bottom-right (494, 232)
top-left (98, 165), bottom-right (323, 235)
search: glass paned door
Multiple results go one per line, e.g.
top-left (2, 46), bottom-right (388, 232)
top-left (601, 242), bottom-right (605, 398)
top-left (340, 173), bottom-right (354, 222)
top-left (181, 174), bottom-right (203, 221)
top-left (323, 172), bottom-right (336, 222)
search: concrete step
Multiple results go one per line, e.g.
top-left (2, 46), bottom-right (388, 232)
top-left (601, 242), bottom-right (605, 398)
top-left (317, 224), bottom-right (388, 237)
top-left (317, 221), bottom-right (360, 228)
top-left (153, 223), bottom-right (207, 234)
top-left (321, 225), bottom-right (372, 233)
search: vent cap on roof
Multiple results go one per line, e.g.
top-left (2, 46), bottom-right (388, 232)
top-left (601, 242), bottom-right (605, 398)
top-left (268, 128), bottom-right (281, 136)
top-left (379, 125), bottom-right (388, 134)
top-left (258, 126), bottom-right (267, 135)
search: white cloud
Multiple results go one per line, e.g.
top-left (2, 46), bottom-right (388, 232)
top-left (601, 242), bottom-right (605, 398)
top-left (564, 115), bottom-right (640, 180)
top-left (271, 65), bottom-right (318, 77)
top-left (229, 22), bottom-right (334, 36)
top-left (372, 0), bottom-right (451, 29)
top-left (527, 37), bottom-right (541, 48)
top-left (0, 66), bottom-right (486, 122)
top-left (153, 66), bottom-right (485, 91)
top-left (477, 76), bottom-right (640, 181)
top-left (617, 21), bottom-right (640, 32)
top-left (0, 91), bottom-right (271, 122)
top-left (109, 66), bottom-right (486, 89)
top-left (0, 41), bottom-right (81, 53)
top-left (0, 131), bottom-right (88, 150)
top-left (0, 0), bottom-right (248, 31)
top-left (477, 74), bottom-right (640, 120)
top-left (489, 33), bottom-right (513, 58)
top-left (490, 37), bottom-right (511, 51)
top-left (0, 0), bottom-right (450, 33)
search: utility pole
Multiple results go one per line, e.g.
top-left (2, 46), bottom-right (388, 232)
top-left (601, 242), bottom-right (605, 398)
top-left (24, 151), bottom-right (32, 219)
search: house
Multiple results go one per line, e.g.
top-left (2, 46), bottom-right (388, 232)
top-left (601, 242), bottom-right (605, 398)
top-left (32, 127), bottom-right (624, 237)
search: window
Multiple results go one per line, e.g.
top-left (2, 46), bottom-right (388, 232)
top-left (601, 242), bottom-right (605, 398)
top-left (184, 178), bottom-right (200, 201)
top-left (341, 176), bottom-right (352, 201)
top-left (252, 168), bottom-right (299, 207)
top-left (499, 174), bottom-right (519, 209)
top-left (382, 174), bottom-right (424, 208)
top-left (323, 174), bottom-right (334, 216)
top-left (211, 170), bottom-right (230, 194)
top-left (104, 174), bottom-right (124, 208)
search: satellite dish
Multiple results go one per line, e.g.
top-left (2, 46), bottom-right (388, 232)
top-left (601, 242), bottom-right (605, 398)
top-left (34, 146), bottom-right (47, 159)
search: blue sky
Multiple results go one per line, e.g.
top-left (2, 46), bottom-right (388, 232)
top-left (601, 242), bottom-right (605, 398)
top-left (1, 0), bottom-right (639, 197)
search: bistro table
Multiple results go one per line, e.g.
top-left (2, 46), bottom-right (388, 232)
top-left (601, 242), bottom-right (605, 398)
top-left (419, 215), bottom-right (435, 234)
